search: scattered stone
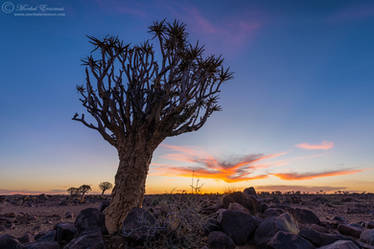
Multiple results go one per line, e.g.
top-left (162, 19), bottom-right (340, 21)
top-left (368, 221), bottom-right (374, 229)
top-left (220, 210), bottom-right (258, 245)
top-left (23, 241), bottom-right (60, 249)
top-left (263, 208), bottom-right (285, 217)
top-left (267, 231), bottom-right (315, 249)
top-left (64, 211), bottom-right (73, 219)
top-left (63, 231), bottom-right (105, 249)
top-left (290, 208), bottom-right (320, 225)
top-left (254, 213), bottom-right (299, 247)
top-left (35, 230), bottom-right (56, 242)
top-left (332, 216), bottom-right (346, 223)
top-left (361, 229), bottom-right (374, 245)
top-left (121, 207), bottom-right (161, 242)
top-left (55, 222), bottom-right (77, 244)
top-left (338, 224), bottom-right (362, 238)
top-left (319, 240), bottom-right (360, 249)
top-left (0, 234), bottom-right (23, 249)
top-left (18, 232), bottom-right (33, 243)
top-left (208, 231), bottom-right (235, 249)
top-left (299, 227), bottom-right (348, 246)
top-left (75, 208), bottom-right (107, 235)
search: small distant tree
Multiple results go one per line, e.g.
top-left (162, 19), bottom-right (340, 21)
top-left (78, 184), bottom-right (91, 201)
top-left (73, 20), bottom-right (232, 233)
top-left (99, 182), bottom-right (113, 195)
top-left (190, 170), bottom-right (203, 194)
top-left (67, 187), bottom-right (79, 197)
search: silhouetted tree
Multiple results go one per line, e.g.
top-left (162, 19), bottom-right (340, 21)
top-left (73, 20), bottom-right (232, 233)
top-left (78, 184), bottom-right (91, 201)
top-left (99, 182), bottom-right (113, 195)
top-left (67, 187), bottom-right (79, 197)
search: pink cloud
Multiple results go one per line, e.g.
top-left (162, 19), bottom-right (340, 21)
top-left (296, 141), bottom-right (334, 150)
top-left (328, 4), bottom-right (374, 23)
top-left (273, 169), bottom-right (363, 180)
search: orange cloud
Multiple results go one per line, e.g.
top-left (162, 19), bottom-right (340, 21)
top-left (296, 141), bottom-right (334, 150)
top-left (152, 144), bottom-right (287, 183)
top-left (273, 169), bottom-right (363, 180)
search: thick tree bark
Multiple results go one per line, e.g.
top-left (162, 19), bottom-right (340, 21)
top-left (104, 141), bottom-right (154, 234)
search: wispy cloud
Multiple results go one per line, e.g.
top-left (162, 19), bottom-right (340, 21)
top-left (272, 168), bottom-right (363, 180)
top-left (296, 141), bottom-right (334, 150)
top-left (256, 185), bottom-right (346, 193)
top-left (152, 144), bottom-right (286, 183)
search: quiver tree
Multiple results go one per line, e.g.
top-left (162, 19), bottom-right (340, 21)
top-left (67, 187), bottom-right (79, 197)
top-left (99, 181), bottom-right (113, 195)
top-left (73, 20), bottom-right (233, 233)
top-left (78, 184), bottom-right (91, 201)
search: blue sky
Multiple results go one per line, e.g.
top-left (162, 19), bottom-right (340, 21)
top-left (0, 0), bottom-right (373, 194)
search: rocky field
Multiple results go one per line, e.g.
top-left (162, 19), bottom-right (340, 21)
top-left (1, 188), bottom-right (374, 248)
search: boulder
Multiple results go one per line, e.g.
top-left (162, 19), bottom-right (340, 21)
top-left (34, 230), bottom-right (56, 242)
top-left (367, 221), bottom-right (374, 229)
top-left (55, 222), bottom-right (77, 244)
top-left (227, 202), bottom-right (249, 214)
top-left (243, 187), bottom-right (257, 196)
top-left (338, 224), bottom-right (362, 238)
top-left (99, 200), bottom-right (110, 212)
top-left (361, 229), bottom-right (374, 245)
top-left (208, 231), bottom-right (235, 249)
top-left (18, 232), bottom-right (33, 243)
top-left (220, 210), bottom-right (258, 245)
top-left (0, 234), bottom-right (23, 249)
top-left (222, 192), bottom-right (259, 214)
top-left (299, 227), bottom-right (348, 246)
top-left (24, 241), bottom-right (60, 249)
top-left (263, 208), bottom-right (285, 217)
top-left (254, 213), bottom-right (299, 247)
top-left (75, 208), bottom-right (106, 235)
top-left (64, 212), bottom-right (73, 219)
top-left (267, 231), bottom-right (315, 249)
top-left (63, 231), bottom-right (105, 249)
top-left (121, 207), bottom-right (161, 242)
top-left (290, 208), bottom-right (320, 225)
top-left (204, 218), bottom-right (221, 235)
top-left (319, 240), bottom-right (360, 249)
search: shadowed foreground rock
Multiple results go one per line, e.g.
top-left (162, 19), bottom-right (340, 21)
top-left (220, 210), bottom-right (258, 245)
top-left (267, 231), bottom-right (315, 249)
top-left (75, 208), bottom-right (107, 235)
top-left (63, 231), bottom-right (105, 249)
top-left (208, 231), bottom-right (235, 249)
top-left (319, 240), bottom-right (360, 249)
top-left (0, 234), bottom-right (23, 249)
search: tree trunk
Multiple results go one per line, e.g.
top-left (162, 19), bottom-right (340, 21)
top-left (104, 143), bottom-right (153, 234)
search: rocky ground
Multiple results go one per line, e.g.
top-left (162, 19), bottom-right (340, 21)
top-left (1, 188), bottom-right (374, 248)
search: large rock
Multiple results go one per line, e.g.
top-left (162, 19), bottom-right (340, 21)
top-left (18, 232), bottom-right (33, 243)
top-left (222, 192), bottom-right (259, 214)
top-left (75, 208), bottom-right (106, 235)
top-left (24, 241), bottom-right (60, 249)
top-left (204, 218), bottom-right (221, 235)
top-left (220, 210), bottom-right (258, 245)
top-left (121, 207), bottom-right (161, 242)
top-left (299, 227), bottom-right (348, 246)
top-left (55, 222), bottom-right (77, 244)
top-left (319, 240), bottom-right (360, 249)
top-left (361, 229), bottom-right (374, 245)
top-left (263, 208), bottom-right (285, 217)
top-left (35, 230), bottom-right (56, 242)
top-left (227, 202), bottom-right (249, 214)
top-left (338, 224), bottom-right (362, 238)
top-left (290, 208), bottom-right (320, 225)
top-left (267, 231), bottom-right (315, 249)
top-left (243, 187), bottom-right (257, 196)
top-left (208, 231), bottom-right (235, 249)
top-left (63, 231), bottom-right (105, 249)
top-left (99, 200), bottom-right (110, 212)
top-left (0, 234), bottom-right (23, 249)
top-left (255, 213), bottom-right (299, 247)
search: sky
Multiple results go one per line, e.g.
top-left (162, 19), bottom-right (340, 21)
top-left (0, 0), bottom-right (373, 195)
